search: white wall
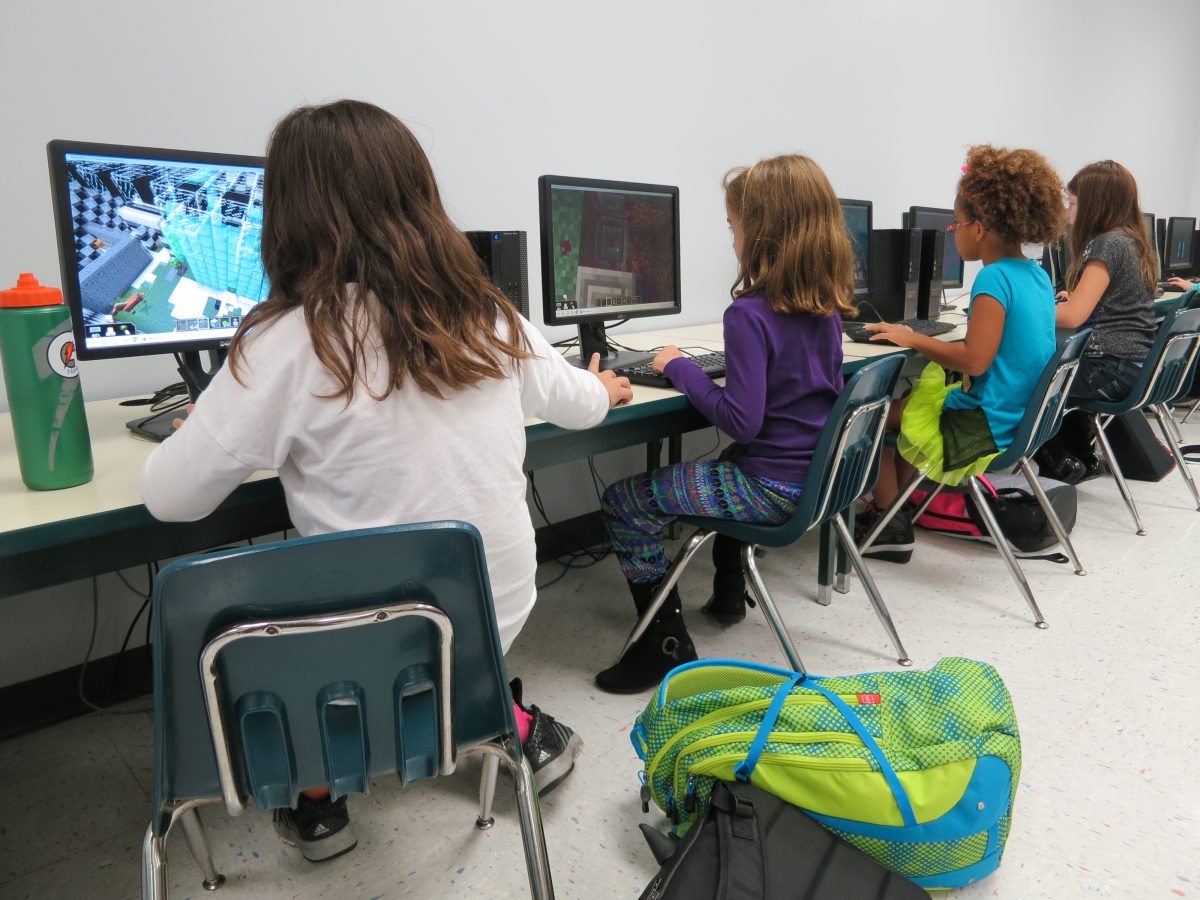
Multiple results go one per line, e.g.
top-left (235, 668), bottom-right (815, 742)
top-left (3, 0), bottom-right (1200, 684)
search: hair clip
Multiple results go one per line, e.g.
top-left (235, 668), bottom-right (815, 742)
top-left (961, 165), bottom-right (970, 173)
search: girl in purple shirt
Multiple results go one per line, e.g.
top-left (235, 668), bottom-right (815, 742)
top-left (595, 154), bottom-right (854, 693)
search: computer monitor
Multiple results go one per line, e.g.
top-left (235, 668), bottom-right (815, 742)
top-left (904, 206), bottom-right (965, 290)
top-left (1165, 216), bottom-right (1197, 272)
top-left (538, 175), bottom-right (680, 370)
top-left (838, 199), bottom-right (872, 297)
top-left (47, 139), bottom-right (267, 437)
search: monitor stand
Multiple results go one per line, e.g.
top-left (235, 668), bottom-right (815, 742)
top-left (127, 347), bottom-right (228, 442)
top-left (570, 320), bottom-right (652, 372)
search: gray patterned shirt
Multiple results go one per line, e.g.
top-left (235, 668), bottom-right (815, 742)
top-left (1078, 231), bottom-right (1156, 360)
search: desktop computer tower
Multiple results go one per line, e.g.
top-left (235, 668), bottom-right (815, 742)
top-left (465, 230), bottom-right (529, 318)
top-left (867, 229), bottom-right (921, 322)
top-left (916, 228), bottom-right (946, 320)
top-left (1191, 230), bottom-right (1200, 278)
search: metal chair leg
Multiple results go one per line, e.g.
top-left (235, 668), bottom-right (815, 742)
top-left (833, 508), bottom-right (852, 594)
top-left (859, 470), bottom-right (925, 552)
top-left (476, 753), bottom-right (501, 829)
top-left (465, 740), bottom-right (555, 900)
top-left (965, 476), bottom-right (1048, 629)
top-left (620, 528), bottom-right (714, 657)
top-left (1159, 402), bottom-right (1184, 445)
top-left (742, 541), bottom-right (806, 674)
top-left (142, 824), bottom-right (168, 900)
top-left (177, 806), bottom-right (224, 891)
top-left (816, 521), bottom-right (835, 607)
top-left (1091, 412), bottom-right (1147, 535)
top-left (831, 516), bottom-right (912, 666)
top-left (1151, 405), bottom-right (1200, 510)
top-left (1183, 400), bottom-right (1198, 425)
top-left (1017, 457), bottom-right (1085, 575)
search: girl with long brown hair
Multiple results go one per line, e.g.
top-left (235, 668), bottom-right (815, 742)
top-left (594, 154), bottom-right (853, 693)
top-left (140, 99), bottom-right (631, 858)
top-left (1033, 160), bottom-right (1158, 482)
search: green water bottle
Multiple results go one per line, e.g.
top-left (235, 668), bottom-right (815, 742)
top-left (0, 273), bottom-right (94, 490)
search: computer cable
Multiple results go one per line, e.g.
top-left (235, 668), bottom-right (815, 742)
top-left (528, 472), bottom-right (609, 563)
top-left (76, 576), bottom-right (153, 716)
top-left (113, 563), bottom-right (155, 693)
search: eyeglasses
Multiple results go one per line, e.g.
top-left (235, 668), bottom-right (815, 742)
top-left (945, 220), bottom-right (976, 233)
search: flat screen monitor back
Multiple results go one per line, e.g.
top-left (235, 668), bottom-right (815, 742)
top-left (907, 206), bottom-right (964, 290)
top-left (838, 199), bottom-right (872, 296)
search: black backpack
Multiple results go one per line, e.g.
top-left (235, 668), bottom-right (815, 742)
top-left (638, 780), bottom-right (927, 900)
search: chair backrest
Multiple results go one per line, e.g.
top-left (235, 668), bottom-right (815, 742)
top-left (149, 522), bottom-right (514, 834)
top-left (989, 329), bottom-right (1091, 469)
top-left (1123, 307), bottom-right (1200, 409)
top-left (711, 355), bottom-right (904, 546)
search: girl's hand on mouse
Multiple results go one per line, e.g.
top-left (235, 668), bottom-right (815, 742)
top-left (864, 321), bottom-right (916, 348)
top-left (1167, 277), bottom-right (1192, 291)
top-left (651, 345), bottom-right (684, 373)
top-left (587, 354), bottom-right (633, 407)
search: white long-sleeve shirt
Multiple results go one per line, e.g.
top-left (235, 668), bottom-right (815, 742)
top-left (139, 307), bottom-right (609, 650)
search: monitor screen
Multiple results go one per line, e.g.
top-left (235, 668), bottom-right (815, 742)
top-left (1165, 216), bottom-right (1197, 270)
top-left (907, 207), bottom-right (965, 289)
top-left (538, 175), bottom-right (681, 326)
top-left (47, 140), bottom-right (268, 361)
top-left (838, 199), bottom-right (872, 295)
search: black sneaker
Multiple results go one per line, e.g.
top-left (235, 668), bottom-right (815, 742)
top-left (511, 679), bottom-right (584, 796)
top-left (273, 794), bottom-right (358, 862)
top-left (856, 506), bottom-right (914, 564)
top-left (1034, 449), bottom-right (1087, 485)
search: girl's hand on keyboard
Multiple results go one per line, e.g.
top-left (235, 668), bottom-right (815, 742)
top-left (651, 345), bottom-right (684, 373)
top-left (865, 321), bottom-right (915, 347)
top-left (588, 353), bottom-right (633, 407)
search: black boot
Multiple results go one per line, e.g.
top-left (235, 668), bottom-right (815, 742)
top-left (595, 581), bottom-right (698, 694)
top-left (702, 535), bottom-right (755, 625)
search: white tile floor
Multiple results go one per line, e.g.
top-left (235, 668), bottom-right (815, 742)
top-left (3, 417), bottom-right (1199, 899)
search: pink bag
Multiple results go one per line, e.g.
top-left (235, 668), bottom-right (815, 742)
top-left (908, 476), bottom-right (996, 537)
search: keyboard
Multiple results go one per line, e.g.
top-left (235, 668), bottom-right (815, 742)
top-left (615, 351), bottom-right (726, 389)
top-left (843, 318), bottom-right (957, 344)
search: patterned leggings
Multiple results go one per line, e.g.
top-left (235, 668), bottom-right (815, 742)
top-left (601, 461), bottom-right (805, 584)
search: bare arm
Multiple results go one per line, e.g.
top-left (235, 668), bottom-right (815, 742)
top-left (1054, 260), bottom-right (1110, 328)
top-left (866, 294), bottom-right (1005, 377)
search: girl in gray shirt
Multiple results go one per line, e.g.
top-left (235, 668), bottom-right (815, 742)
top-left (1033, 160), bottom-right (1157, 483)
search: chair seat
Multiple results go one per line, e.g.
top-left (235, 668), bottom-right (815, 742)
top-left (675, 513), bottom-right (805, 549)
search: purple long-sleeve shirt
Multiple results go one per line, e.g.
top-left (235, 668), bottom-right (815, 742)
top-left (663, 291), bottom-right (844, 484)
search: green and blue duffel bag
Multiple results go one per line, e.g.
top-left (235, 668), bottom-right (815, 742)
top-left (630, 657), bottom-right (1021, 890)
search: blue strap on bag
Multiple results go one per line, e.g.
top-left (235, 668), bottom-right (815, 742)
top-left (734, 674), bottom-right (917, 828)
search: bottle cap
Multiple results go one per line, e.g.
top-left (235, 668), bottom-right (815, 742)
top-left (0, 273), bottom-right (64, 309)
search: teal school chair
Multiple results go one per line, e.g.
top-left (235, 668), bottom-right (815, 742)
top-left (1076, 307), bottom-right (1200, 534)
top-left (141, 522), bottom-right (555, 899)
top-left (860, 330), bottom-right (1091, 629)
top-left (615, 354), bottom-right (910, 676)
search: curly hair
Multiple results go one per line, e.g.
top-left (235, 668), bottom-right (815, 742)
top-left (724, 155), bottom-right (856, 318)
top-left (956, 145), bottom-right (1065, 247)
